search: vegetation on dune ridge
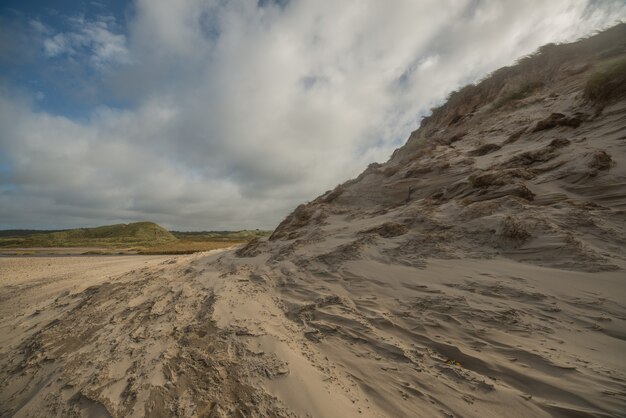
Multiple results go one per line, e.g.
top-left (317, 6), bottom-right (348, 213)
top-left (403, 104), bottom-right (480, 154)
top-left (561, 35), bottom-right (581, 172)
top-left (415, 23), bottom-right (626, 135)
top-left (0, 222), bottom-right (271, 253)
top-left (584, 56), bottom-right (626, 106)
top-left (59, 222), bottom-right (176, 241)
top-left (0, 222), bottom-right (175, 248)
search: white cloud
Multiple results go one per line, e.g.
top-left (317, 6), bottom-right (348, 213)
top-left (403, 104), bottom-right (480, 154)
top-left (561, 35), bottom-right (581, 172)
top-left (1, 0), bottom-right (625, 230)
top-left (43, 33), bottom-right (70, 57)
top-left (29, 19), bottom-right (50, 34)
top-left (42, 15), bottom-right (130, 68)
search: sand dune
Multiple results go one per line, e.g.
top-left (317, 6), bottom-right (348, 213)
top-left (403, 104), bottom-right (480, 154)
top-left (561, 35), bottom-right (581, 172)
top-left (2, 25), bottom-right (626, 418)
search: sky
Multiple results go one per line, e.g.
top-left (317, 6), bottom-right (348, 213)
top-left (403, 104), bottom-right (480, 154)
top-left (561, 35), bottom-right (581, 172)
top-left (0, 0), bottom-right (624, 231)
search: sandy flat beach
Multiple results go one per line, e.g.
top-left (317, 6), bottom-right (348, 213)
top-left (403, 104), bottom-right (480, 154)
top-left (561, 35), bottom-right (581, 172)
top-left (1, 251), bottom-right (624, 417)
top-left (0, 255), bottom-right (174, 343)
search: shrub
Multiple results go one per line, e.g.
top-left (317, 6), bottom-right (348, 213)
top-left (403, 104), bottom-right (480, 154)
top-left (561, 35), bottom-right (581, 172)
top-left (420, 24), bottom-right (625, 131)
top-left (588, 150), bottom-right (613, 170)
top-left (492, 80), bottom-right (543, 109)
top-left (583, 57), bottom-right (626, 106)
top-left (500, 216), bottom-right (531, 241)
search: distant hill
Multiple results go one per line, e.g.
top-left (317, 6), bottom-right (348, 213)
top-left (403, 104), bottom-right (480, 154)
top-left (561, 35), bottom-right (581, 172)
top-left (58, 222), bottom-right (176, 241)
top-left (0, 223), bottom-right (272, 253)
top-left (0, 222), bottom-right (177, 248)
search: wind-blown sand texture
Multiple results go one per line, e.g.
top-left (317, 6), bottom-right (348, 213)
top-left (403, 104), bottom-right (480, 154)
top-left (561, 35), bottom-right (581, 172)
top-left (1, 25), bottom-right (626, 418)
top-left (1, 252), bottom-right (624, 417)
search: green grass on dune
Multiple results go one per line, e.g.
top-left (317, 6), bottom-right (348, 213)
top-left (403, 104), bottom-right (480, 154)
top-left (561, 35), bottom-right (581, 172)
top-left (584, 56), bottom-right (626, 107)
top-left (0, 222), bottom-right (175, 248)
top-left (0, 222), bottom-right (272, 253)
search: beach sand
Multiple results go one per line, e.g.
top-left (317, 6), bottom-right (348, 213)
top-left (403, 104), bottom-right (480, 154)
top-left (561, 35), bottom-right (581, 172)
top-left (1, 250), bottom-right (624, 417)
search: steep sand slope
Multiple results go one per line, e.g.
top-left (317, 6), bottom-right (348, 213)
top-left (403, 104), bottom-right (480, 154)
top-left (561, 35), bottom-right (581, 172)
top-left (228, 25), bottom-right (626, 417)
top-left (1, 25), bottom-right (626, 418)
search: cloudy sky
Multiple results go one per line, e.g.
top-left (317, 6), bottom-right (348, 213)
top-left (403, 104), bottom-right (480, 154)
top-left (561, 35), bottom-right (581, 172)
top-left (0, 0), bottom-right (624, 230)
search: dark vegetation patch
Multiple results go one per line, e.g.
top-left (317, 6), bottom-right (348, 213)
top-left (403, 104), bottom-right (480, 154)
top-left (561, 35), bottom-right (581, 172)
top-left (499, 216), bottom-right (531, 241)
top-left (584, 57), bottom-right (626, 107)
top-left (491, 80), bottom-right (543, 109)
top-left (588, 150), bottom-right (614, 170)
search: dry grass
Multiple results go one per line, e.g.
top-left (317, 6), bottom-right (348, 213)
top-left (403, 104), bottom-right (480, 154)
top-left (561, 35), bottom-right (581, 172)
top-left (588, 150), bottom-right (614, 170)
top-left (491, 80), bottom-right (543, 109)
top-left (421, 23), bottom-right (626, 131)
top-left (499, 216), bottom-right (531, 241)
top-left (584, 56), bottom-right (626, 107)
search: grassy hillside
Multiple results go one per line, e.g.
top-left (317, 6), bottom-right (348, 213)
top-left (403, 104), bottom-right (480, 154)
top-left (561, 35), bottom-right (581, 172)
top-left (0, 222), bottom-right (176, 248)
top-left (0, 223), bottom-right (272, 254)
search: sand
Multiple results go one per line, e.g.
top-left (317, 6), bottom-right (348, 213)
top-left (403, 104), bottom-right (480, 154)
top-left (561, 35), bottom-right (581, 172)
top-left (1, 249), bottom-right (624, 417)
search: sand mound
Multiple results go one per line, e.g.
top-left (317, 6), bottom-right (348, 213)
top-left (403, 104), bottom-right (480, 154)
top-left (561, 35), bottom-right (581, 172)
top-left (270, 25), bottom-right (626, 273)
